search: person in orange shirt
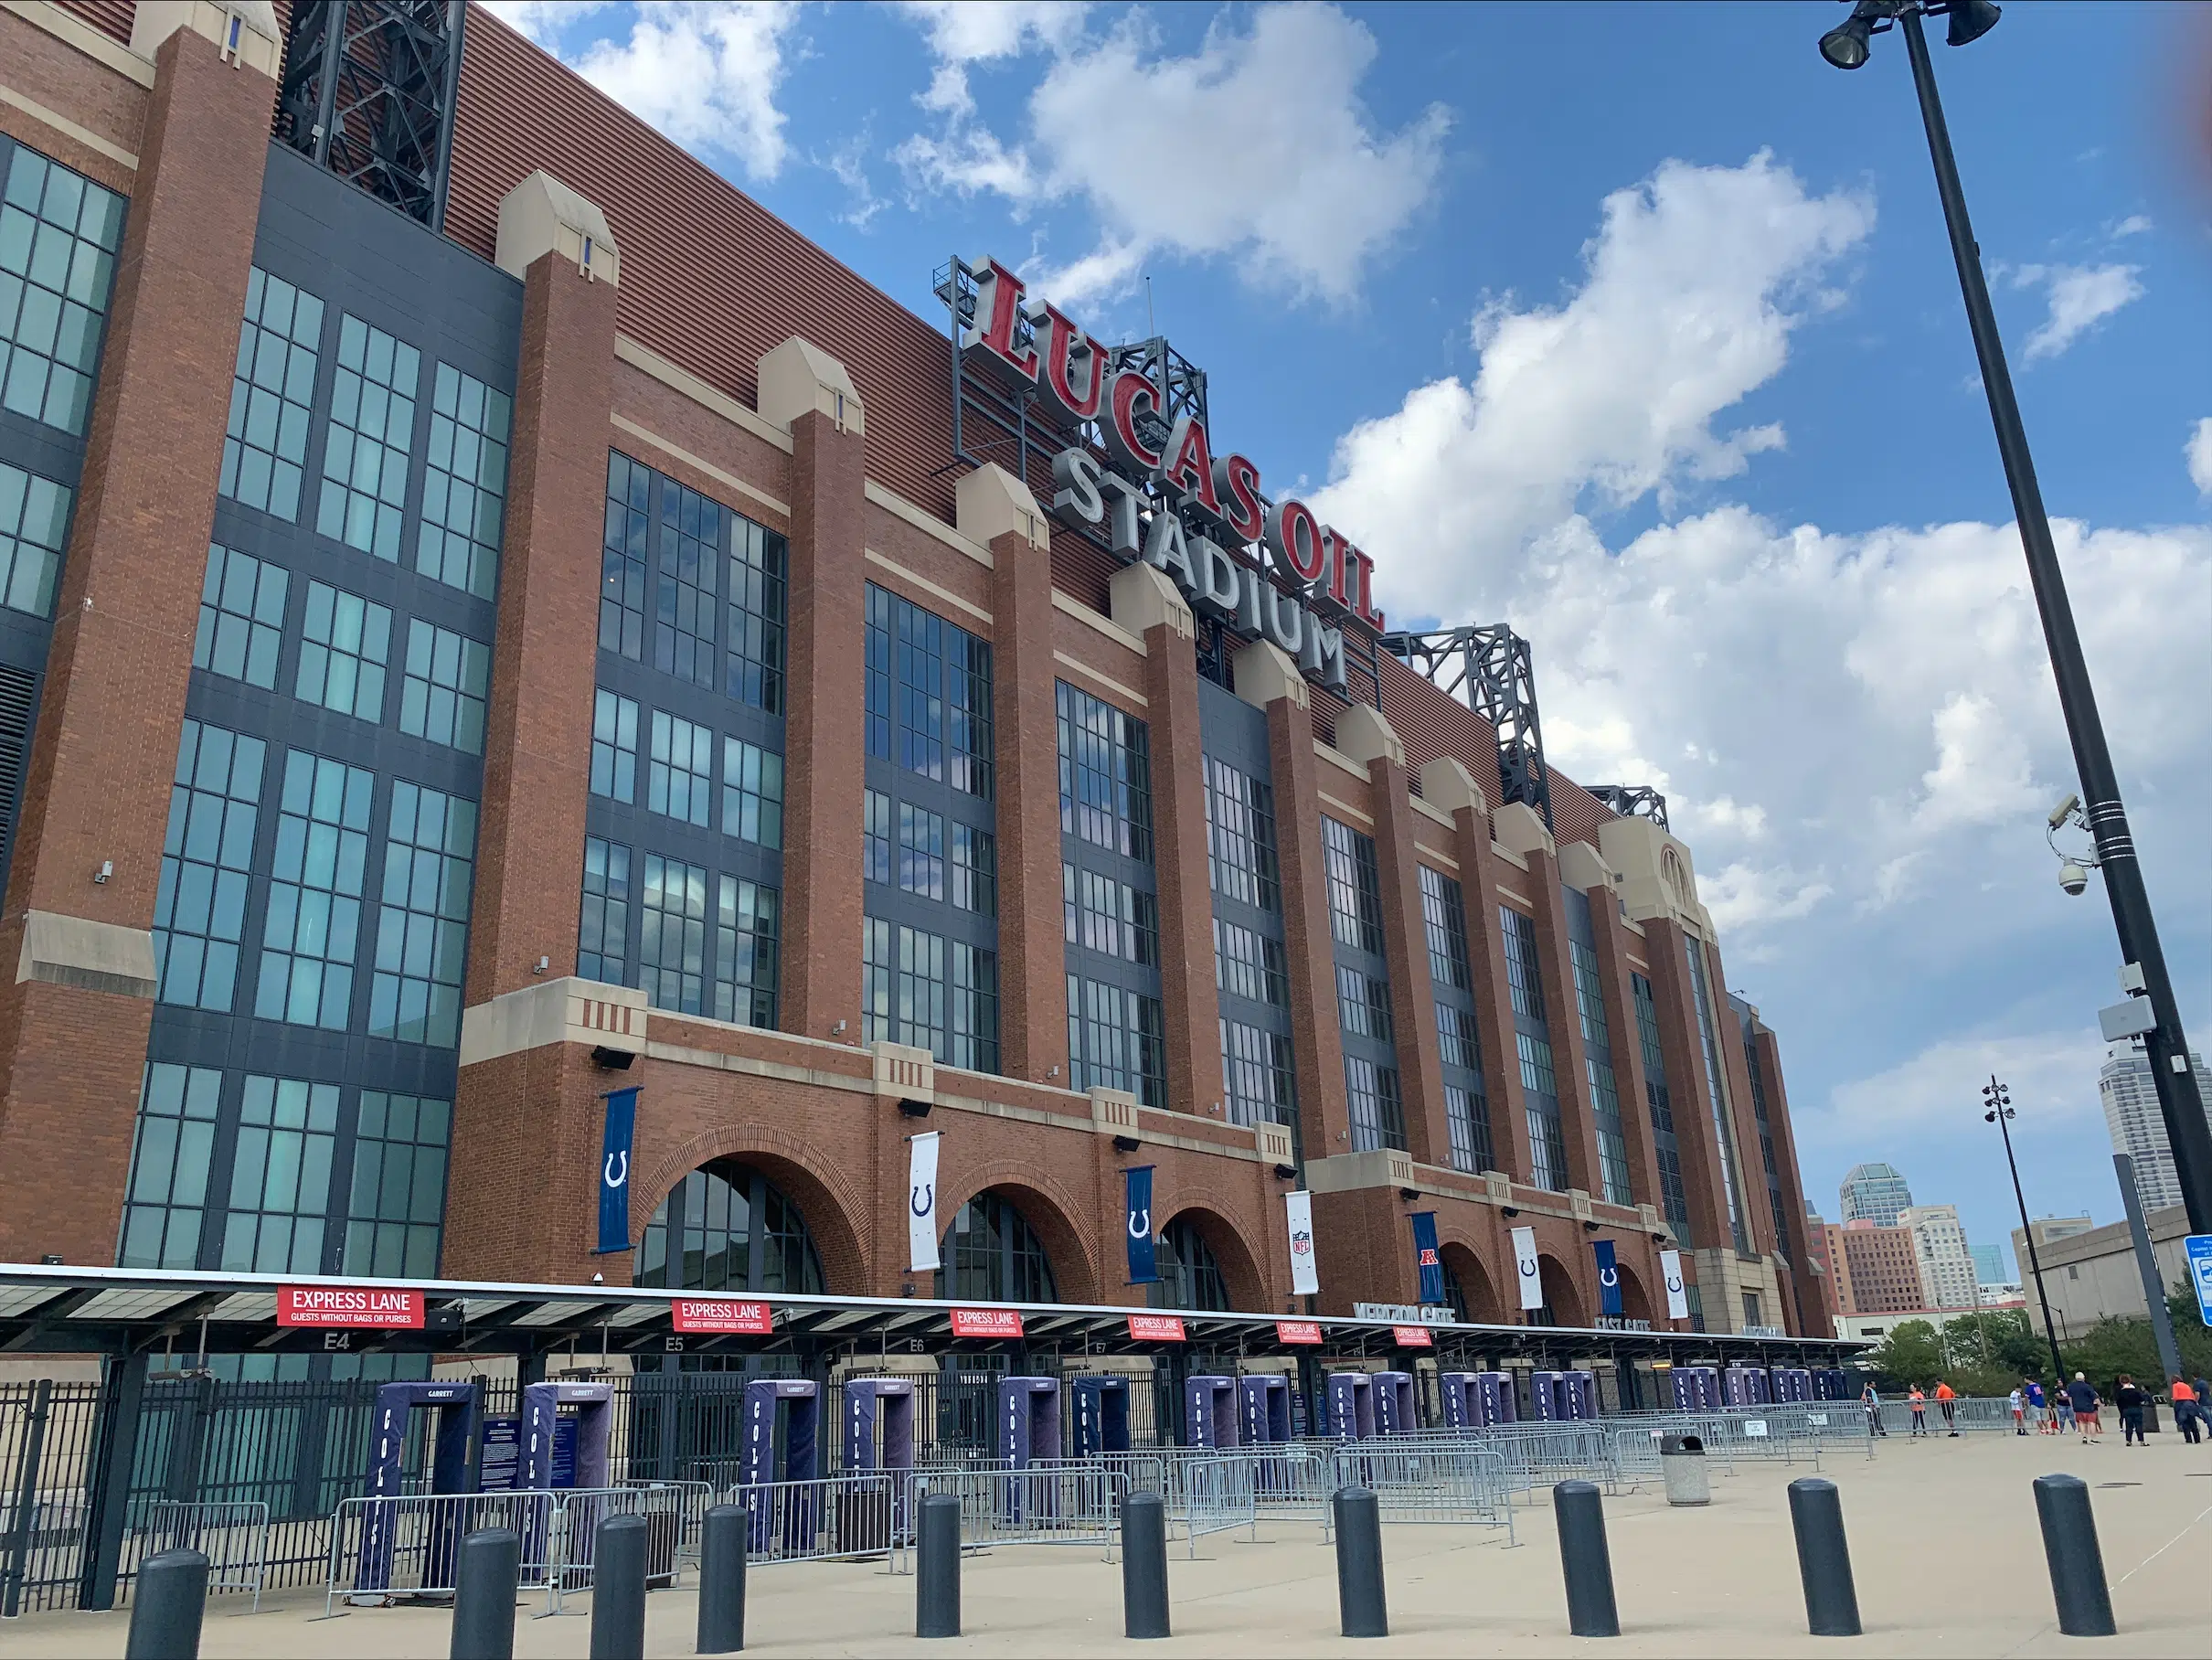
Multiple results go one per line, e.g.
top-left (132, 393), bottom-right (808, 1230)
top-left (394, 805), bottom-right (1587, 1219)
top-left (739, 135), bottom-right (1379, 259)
top-left (1936, 1379), bottom-right (1959, 1437)
top-left (2173, 1376), bottom-right (2202, 1446)
top-left (1909, 1386), bottom-right (1929, 1437)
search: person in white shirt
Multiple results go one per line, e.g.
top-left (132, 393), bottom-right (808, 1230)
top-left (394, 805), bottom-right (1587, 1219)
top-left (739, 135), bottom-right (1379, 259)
top-left (2008, 1386), bottom-right (2026, 1435)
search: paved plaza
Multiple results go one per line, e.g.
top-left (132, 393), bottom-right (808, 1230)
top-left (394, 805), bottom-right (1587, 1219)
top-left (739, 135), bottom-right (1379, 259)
top-left (3, 1434), bottom-right (2206, 1657)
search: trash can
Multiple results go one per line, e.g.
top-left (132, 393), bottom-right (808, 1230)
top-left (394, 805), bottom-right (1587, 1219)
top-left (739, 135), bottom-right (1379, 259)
top-left (1660, 1433), bottom-right (1708, 1507)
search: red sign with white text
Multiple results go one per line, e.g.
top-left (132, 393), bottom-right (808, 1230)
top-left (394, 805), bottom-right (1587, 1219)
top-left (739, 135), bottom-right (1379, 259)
top-left (1275, 1320), bottom-right (1324, 1346)
top-left (277, 1286), bottom-right (424, 1329)
top-left (1392, 1325), bottom-right (1435, 1349)
top-left (1126, 1314), bottom-right (1186, 1343)
top-left (671, 1298), bottom-right (773, 1335)
top-left (950, 1307), bottom-right (1025, 1339)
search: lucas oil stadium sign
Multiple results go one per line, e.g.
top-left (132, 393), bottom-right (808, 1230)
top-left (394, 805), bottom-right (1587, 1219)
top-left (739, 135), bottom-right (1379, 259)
top-left (958, 257), bottom-right (1388, 693)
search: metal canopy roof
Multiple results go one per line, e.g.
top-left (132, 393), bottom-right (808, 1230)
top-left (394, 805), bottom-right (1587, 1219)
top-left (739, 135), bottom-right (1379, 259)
top-left (0, 1265), bottom-right (1866, 1364)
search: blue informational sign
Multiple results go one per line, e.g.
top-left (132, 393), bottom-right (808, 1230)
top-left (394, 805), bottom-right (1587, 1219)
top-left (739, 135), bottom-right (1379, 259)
top-left (1410, 1211), bottom-right (1443, 1306)
top-left (597, 1086), bottom-right (638, 1254)
top-left (1125, 1165), bottom-right (1157, 1284)
top-left (2186, 1235), bottom-right (2212, 1328)
top-left (1593, 1240), bottom-right (1623, 1318)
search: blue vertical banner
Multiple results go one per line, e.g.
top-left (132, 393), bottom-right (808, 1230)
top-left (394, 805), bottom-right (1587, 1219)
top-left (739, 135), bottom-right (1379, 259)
top-left (1124, 1165), bottom-right (1157, 1284)
top-left (1410, 1211), bottom-right (1444, 1306)
top-left (596, 1087), bottom-right (639, 1254)
top-left (1592, 1239), bottom-right (1623, 1318)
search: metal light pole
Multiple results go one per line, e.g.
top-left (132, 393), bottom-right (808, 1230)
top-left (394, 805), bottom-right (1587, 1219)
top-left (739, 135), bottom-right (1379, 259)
top-left (1821, 0), bottom-right (2212, 1236)
top-left (1984, 1077), bottom-right (2067, 1387)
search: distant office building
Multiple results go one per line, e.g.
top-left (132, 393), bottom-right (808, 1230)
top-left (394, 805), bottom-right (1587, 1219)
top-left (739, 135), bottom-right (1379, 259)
top-left (1898, 1205), bottom-right (1978, 1310)
top-left (1975, 1281), bottom-right (2025, 1308)
top-left (1838, 1163), bottom-right (1914, 1228)
top-left (2012, 1206), bottom-right (2192, 1340)
top-left (2025, 1216), bottom-right (2094, 1250)
top-left (1825, 1219), bottom-right (1927, 1314)
top-left (2100, 1039), bottom-right (2209, 1217)
top-left (1970, 1241), bottom-right (2006, 1285)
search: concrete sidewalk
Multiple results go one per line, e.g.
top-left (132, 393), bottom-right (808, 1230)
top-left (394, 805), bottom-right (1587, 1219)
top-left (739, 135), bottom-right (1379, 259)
top-left (4, 1433), bottom-right (2207, 1656)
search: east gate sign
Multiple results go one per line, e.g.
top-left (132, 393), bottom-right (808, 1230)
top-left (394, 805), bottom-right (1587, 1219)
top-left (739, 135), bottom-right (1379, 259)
top-left (961, 258), bottom-right (1386, 692)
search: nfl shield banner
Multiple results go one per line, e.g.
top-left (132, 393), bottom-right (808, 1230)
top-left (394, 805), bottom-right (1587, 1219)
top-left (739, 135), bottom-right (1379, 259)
top-left (1410, 1211), bottom-right (1444, 1305)
top-left (1660, 1248), bottom-right (1690, 1319)
top-left (596, 1087), bottom-right (638, 1254)
top-left (1512, 1225), bottom-right (1543, 1311)
top-left (1593, 1239), bottom-right (1623, 1317)
top-left (1125, 1165), bottom-right (1158, 1284)
top-left (907, 1132), bottom-right (941, 1272)
top-left (1285, 1190), bottom-right (1319, 1295)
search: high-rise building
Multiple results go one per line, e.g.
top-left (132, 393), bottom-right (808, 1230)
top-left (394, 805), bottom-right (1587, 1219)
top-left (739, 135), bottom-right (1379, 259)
top-left (1970, 1240), bottom-right (2006, 1285)
top-left (1824, 1219), bottom-right (1927, 1314)
top-left (1838, 1163), bottom-right (1914, 1228)
top-left (1896, 1204), bottom-right (1977, 1310)
top-left (2100, 1039), bottom-right (2208, 1217)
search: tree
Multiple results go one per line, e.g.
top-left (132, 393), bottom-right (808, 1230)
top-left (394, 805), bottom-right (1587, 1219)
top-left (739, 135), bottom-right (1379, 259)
top-left (1941, 1310), bottom-right (2045, 1379)
top-left (1866, 1320), bottom-right (1945, 1389)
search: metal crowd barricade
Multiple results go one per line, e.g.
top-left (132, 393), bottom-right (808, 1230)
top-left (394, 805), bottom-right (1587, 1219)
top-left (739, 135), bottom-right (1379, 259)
top-left (323, 1491), bottom-right (561, 1615)
top-left (624, 1479), bottom-right (714, 1571)
top-left (1179, 1456), bottom-right (1257, 1557)
top-left (903, 1465), bottom-right (1124, 1564)
top-left (548, 1485), bottom-right (690, 1609)
top-left (138, 1501), bottom-right (270, 1611)
top-left (1330, 1445), bottom-right (1515, 1545)
top-left (720, 1475), bottom-right (906, 1571)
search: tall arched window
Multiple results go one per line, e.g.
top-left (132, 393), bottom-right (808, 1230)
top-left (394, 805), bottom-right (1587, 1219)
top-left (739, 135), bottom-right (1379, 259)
top-left (1153, 1216), bottom-right (1229, 1312)
top-left (1441, 1258), bottom-right (1469, 1324)
top-left (937, 1192), bottom-right (1056, 1303)
top-left (634, 1163), bottom-right (824, 1294)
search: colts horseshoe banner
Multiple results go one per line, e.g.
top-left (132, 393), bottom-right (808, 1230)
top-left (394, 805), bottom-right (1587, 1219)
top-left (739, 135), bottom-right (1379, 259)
top-left (1592, 1240), bottom-right (1623, 1318)
top-left (908, 1131), bottom-right (941, 1272)
top-left (1659, 1248), bottom-right (1690, 1320)
top-left (1512, 1225), bottom-right (1544, 1311)
top-left (596, 1087), bottom-right (638, 1255)
top-left (1124, 1165), bottom-right (1157, 1284)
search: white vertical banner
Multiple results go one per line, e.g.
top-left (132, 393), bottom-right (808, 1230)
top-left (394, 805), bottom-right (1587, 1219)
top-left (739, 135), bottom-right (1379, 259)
top-left (907, 1132), bottom-right (941, 1272)
top-left (1512, 1226), bottom-right (1543, 1310)
top-left (1284, 1190), bottom-right (1320, 1296)
top-left (1660, 1249), bottom-right (1690, 1320)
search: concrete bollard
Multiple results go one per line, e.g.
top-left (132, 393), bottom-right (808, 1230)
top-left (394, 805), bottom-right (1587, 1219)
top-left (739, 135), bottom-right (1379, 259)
top-left (916, 1493), bottom-right (962, 1639)
top-left (1553, 1481), bottom-right (1620, 1638)
top-left (450, 1528), bottom-right (521, 1660)
top-left (124, 1548), bottom-right (208, 1660)
top-left (697, 1504), bottom-right (747, 1654)
top-left (1122, 1490), bottom-right (1170, 1639)
top-left (588, 1513), bottom-right (648, 1660)
top-left (2033, 1474), bottom-right (2116, 1637)
top-left (1332, 1486), bottom-right (1388, 1638)
top-left (1786, 1479), bottom-right (1861, 1637)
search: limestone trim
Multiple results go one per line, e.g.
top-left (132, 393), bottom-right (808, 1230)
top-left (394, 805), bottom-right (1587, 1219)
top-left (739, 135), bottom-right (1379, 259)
top-left (613, 335), bottom-right (790, 452)
top-left (757, 336), bottom-right (864, 438)
top-left (1333, 703), bottom-right (1403, 770)
top-left (1230, 639), bottom-right (1304, 710)
top-left (5, 0), bottom-right (156, 84)
top-left (873, 1040), bottom-right (933, 1102)
top-left (864, 549), bottom-right (991, 625)
top-left (609, 412), bottom-right (789, 519)
top-left (1053, 590), bottom-right (1146, 655)
top-left (15, 910), bottom-right (155, 998)
top-left (1315, 790), bottom-right (1372, 829)
top-left (495, 169), bottom-right (620, 286)
top-left (864, 480), bottom-right (992, 569)
top-left (1418, 756), bottom-right (1488, 818)
top-left (1409, 797), bottom-right (1459, 836)
top-left (457, 976), bottom-right (646, 1067)
top-left (953, 463), bottom-right (1046, 552)
top-left (1492, 802), bottom-right (1556, 860)
top-left (1313, 741), bottom-right (1371, 787)
top-left (0, 83), bottom-right (137, 168)
top-left (1107, 560), bottom-right (1191, 641)
top-left (1052, 651), bottom-right (1145, 708)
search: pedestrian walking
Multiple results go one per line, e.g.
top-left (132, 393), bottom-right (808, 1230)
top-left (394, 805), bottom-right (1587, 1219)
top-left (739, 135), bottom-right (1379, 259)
top-left (2067, 1372), bottom-right (2100, 1443)
top-left (1862, 1381), bottom-right (1888, 1436)
top-left (1909, 1386), bottom-right (1929, 1438)
top-left (1936, 1378), bottom-right (1959, 1436)
top-left (2173, 1376), bottom-right (2203, 1446)
top-left (2009, 1385), bottom-right (2026, 1434)
top-left (2026, 1378), bottom-right (2050, 1433)
top-left (2115, 1375), bottom-right (2147, 1446)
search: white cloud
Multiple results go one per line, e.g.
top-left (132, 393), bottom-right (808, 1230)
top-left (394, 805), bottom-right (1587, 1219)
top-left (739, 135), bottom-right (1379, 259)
top-left (2109, 214), bottom-right (2153, 238)
top-left (1822, 1030), bottom-right (2101, 1133)
top-left (484, 1), bottom-right (798, 182)
top-left (2188, 417), bottom-right (2212, 496)
top-left (896, 5), bottom-right (1449, 308)
top-left (2011, 262), bottom-right (2143, 362)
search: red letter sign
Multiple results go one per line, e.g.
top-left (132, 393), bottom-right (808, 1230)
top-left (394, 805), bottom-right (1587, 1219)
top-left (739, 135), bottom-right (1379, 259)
top-left (671, 1298), bottom-right (774, 1335)
top-left (950, 1307), bottom-right (1026, 1339)
top-left (1275, 1319), bottom-right (1324, 1346)
top-left (1126, 1313), bottom-right (1187, 1343)
top-left (277, 1286), bottom-right (425, 1329)
top-left (965, 258), bottom-right (1037, 380)
top-left (1392, 1325), bottom-right (1435, 1349)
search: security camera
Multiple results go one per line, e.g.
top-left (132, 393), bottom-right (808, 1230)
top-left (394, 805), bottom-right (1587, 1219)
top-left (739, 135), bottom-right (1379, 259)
top-left (2057, 860), bottom-right (2089, 897)
top-left (2047, 793), bottom-right (2080, 832)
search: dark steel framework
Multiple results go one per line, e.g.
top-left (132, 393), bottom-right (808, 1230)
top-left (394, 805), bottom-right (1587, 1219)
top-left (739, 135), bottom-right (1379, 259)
top-left (277, 1), bottom-right (466, 232)
top-left (931, 255), bottom-right (1386, 710)
top-left (1586, 785), bottom-right (1669, 833)
top-left (1380, 623), bottom-right (1556, 832)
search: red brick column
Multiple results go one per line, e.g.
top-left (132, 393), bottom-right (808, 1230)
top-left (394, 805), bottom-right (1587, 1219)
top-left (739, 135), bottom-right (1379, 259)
top-left (1143, 624), bottom-right (1221, 1114)
top-left (1263, 698), bottom-right (1349, 1163)
top-left (1368, 760), bottom-right (1449, 1167)
top-left (1641, 919), bottom-right (1736, 1252)
top-left (464, 252), bottom-right (619, 1002)
top-left (776, 409), bottom-right (867, 1038)
top-left (1452, 810), bottom-right (1535, 1182)
top-left (0, 29), bottom-right (273, 1266)
top-left (1526, 848), bottom-right (1606, 1199)
top-left (990, 530), bottom-right (1068, 1084)
top-left (1752, 1021), bottom-right (1816, 1333)
top-left (1589, 899), bottom-right (1666, 1210)
top-left (1715, 984), bottom-right (1781, 1260)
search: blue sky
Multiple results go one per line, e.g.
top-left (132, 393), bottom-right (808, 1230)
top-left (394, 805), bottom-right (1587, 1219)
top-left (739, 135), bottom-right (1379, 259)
top-left (487, 1), bottom-right (2211, 1284)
